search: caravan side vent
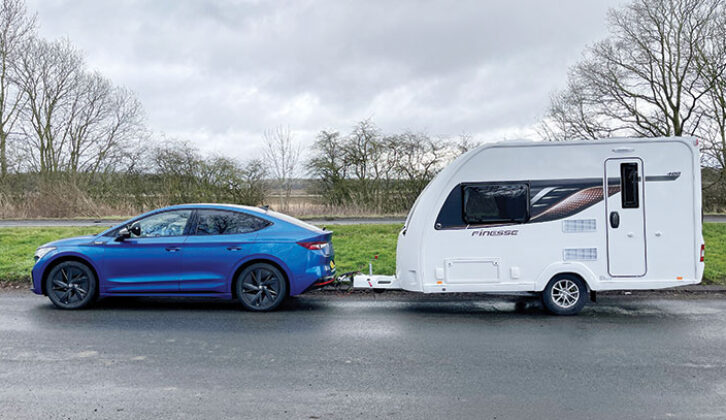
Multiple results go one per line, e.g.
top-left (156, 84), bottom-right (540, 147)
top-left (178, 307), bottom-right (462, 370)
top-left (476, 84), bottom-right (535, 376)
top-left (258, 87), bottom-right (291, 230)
top-left (563, 248), bottom-right (597, 261)
top-left (562, 219), bottom-right (597, 233)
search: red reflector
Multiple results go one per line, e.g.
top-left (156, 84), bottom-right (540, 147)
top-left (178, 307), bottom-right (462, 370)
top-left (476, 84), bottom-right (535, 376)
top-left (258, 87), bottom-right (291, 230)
top-left (700, 244), bottom-right (705, 262)
top-left (297, 241), bottom-right (328, 250)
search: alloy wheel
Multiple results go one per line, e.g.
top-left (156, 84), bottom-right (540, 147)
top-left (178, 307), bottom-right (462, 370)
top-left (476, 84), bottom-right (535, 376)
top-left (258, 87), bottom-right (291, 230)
top-left (551, 279), bottom-right (580, 309)
top-left (239, 266), bottom-right (285, 311)
top-left (46, 262), bottom-right (96, 309)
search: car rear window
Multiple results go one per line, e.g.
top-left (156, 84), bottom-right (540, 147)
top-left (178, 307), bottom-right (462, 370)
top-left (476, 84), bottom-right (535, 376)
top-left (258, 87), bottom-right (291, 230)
top-left (195, 209), bottom-right (271, 235)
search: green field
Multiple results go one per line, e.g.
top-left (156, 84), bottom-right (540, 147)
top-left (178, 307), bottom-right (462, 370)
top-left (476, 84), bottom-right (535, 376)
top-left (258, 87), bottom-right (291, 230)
top-left (1, 223), bottom-right (724, 285)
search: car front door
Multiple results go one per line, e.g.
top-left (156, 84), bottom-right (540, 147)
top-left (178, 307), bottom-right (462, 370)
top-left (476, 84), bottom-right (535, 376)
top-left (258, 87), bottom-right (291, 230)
top-left (180, 209), bottom-right (271, 294)
top-left (101, 210), bottom-right (193, 294)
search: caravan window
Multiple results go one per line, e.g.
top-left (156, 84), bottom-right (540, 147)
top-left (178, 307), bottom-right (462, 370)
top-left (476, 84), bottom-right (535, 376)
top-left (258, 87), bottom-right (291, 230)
top-left (462, 183), bottom-right (529, 224)
top-left (620, 163), bottom-right (639, 208)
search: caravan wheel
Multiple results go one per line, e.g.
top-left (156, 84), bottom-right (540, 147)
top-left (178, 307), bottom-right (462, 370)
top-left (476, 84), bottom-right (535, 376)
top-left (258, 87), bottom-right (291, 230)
top-left (542, 275), bottom-right (587, 316)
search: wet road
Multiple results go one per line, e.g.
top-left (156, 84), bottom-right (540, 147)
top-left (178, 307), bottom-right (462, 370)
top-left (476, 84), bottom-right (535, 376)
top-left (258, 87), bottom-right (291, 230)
top-left (1, 291), bottom-right (725, 419)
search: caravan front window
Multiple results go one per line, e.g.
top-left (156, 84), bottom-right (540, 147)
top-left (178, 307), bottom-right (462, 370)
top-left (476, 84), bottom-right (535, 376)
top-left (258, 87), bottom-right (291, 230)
top-left (462, 183), bottom-right (530, 224)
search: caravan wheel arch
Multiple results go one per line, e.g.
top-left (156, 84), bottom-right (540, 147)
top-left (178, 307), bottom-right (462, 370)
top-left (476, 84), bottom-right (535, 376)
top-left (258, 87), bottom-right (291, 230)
top-left (535, 262), bottom-right (598, 292)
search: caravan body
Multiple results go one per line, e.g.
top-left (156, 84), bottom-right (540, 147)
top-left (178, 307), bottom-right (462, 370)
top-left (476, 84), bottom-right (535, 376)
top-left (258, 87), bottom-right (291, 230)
top-left (396, 137), bottom-right (704, 302)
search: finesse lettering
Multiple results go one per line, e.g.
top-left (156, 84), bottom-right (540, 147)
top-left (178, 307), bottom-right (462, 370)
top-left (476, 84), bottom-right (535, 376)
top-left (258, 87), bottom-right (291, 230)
top-left (471, 230), bottom-right (519, 237)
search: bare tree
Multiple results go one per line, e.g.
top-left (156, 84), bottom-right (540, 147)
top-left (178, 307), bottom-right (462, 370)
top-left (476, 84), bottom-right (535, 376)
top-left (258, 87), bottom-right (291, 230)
top-left (454, 132), bottom-right (479, 155)
top-left (0, 0), bottom-right (34, 176)
top-left (307, 130), bottom-right (349, 206)
top-left (16, 37), bottom-right (83, 173)
top-left (306, 122), bottom-right (463, 213)
top-left (698, 4), bottom-right (726, 207)
top-left (388, 132), bottom-right (448, 185)
top-left (262, 126), bottom-right (301, 211)
top-left (240, 158), bottom-right (268, 205)
top-left (67, 73), bottom-right (143, 174)
top-left (541, 0), bottom-right (725, 140)
top-left (343, 119), bottom-right (382, 203)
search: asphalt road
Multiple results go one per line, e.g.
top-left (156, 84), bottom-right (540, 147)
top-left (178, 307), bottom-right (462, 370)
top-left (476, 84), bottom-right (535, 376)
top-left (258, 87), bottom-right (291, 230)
top-left (2, 215), bottom-right (726, 227)
top-left (1, 291), bottom-right (725, 419)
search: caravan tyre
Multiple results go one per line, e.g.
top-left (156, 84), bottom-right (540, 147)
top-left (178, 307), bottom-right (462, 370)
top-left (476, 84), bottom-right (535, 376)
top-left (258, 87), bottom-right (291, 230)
top-left (542, 275), bottom-right (587, 316)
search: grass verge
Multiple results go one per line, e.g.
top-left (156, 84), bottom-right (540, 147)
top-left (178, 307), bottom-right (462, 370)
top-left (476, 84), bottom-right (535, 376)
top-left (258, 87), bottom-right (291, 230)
top-left (703, 223), bottom-right (726, 285)
top-left (0, 227), bottom-right (103, 284)
top-left (1, 223), bottom-right (724, 285)
top-left (0, 224), bottom-right (401, 284)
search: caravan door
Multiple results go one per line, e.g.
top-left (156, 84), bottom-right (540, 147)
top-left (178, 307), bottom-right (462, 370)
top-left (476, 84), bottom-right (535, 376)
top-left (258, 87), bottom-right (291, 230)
top-left (605, 158), bottom-right (647, 277)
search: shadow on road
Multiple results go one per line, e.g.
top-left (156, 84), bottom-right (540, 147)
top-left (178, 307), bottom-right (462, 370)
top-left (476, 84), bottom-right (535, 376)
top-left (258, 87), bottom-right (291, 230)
top-left (25, 293), bottom-right (695, 328)
top-left (32, 294), bottom-right (330, 313)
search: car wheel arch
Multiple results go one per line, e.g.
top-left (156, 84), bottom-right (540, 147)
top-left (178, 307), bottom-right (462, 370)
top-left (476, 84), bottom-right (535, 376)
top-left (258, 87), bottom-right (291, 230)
top-left (41, 255), bottom-right (100, 297)
top-left (230, 257), bottom-right (291, 299)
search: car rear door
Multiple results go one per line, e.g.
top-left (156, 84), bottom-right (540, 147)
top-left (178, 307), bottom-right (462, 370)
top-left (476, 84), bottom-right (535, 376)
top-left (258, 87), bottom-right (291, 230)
top-left (180, 209), bottom-right (271, 294)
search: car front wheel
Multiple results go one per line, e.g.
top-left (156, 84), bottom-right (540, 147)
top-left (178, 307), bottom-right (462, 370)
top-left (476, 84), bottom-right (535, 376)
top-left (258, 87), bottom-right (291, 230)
top-left (236, 263), bottom-right (287, 311)
top-left (46, 261), bottom-right (97, 310)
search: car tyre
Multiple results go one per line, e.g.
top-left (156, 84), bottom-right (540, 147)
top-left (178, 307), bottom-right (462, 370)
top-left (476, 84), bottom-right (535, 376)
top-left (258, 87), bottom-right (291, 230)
top-left (541, 274), bottom-right (587, 316)
top-left (236, 263), bottom-right (287, 312)
top-left (45, 261), bottom-right (97, 310)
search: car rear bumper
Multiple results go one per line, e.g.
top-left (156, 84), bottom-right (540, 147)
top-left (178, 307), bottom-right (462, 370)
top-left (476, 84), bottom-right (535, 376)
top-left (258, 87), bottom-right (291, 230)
top-left (302, 275), bottom-right (336, 293)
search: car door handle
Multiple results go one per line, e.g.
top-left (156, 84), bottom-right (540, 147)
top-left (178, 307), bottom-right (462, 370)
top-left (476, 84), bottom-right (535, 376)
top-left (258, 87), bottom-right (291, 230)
top-left (227, 246), bottom-right (242, 251)
top-left (165, 247), bottom-right (181, 252)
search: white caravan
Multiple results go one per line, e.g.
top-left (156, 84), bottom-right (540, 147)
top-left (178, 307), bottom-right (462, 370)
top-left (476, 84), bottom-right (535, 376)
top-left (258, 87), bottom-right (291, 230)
top-left (356, 137), bottom-right (704, 315)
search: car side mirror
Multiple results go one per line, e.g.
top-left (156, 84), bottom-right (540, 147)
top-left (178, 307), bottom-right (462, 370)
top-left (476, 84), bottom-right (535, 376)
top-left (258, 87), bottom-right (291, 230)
top-left (115, 223), bottom-right (141, 242)
top-left (115, 227), bottom-right (131, 242)
top-left (128, 222), bottom-right (141, 237)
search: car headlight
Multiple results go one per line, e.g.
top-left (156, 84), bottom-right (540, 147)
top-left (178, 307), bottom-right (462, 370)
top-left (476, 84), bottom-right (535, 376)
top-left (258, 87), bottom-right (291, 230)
top-left (34, 246), bottom-right (56, 261)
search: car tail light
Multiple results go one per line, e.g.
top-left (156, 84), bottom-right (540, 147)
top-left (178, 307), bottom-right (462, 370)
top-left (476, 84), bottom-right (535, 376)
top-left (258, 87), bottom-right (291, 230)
top-left (700, 244), bottom-right (705, 262)
top-left (297, 241), bottom-right (329, 251)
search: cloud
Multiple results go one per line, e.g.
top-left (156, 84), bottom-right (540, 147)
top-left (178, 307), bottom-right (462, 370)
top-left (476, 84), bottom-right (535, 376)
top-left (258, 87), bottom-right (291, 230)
top-left (26, 0), bottom-right (621, 160)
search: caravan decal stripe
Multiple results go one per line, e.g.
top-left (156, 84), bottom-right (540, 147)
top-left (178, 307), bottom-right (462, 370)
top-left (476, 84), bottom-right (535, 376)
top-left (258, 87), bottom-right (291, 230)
top-left (434, 174), bottom-right (678, 230)
top-left (530, 186), bottom-right (618, 223)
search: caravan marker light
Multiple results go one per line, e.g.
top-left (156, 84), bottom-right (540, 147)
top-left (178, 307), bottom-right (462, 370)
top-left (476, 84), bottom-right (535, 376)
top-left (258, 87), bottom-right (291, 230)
top-left (700, 244), bottom-right (705, 262)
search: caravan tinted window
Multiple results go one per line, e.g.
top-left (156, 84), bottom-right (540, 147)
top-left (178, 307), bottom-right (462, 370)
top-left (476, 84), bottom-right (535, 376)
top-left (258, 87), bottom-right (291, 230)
top-left (620, 163), bottom-right (639, 208)
top-left (462, 183), bottom-right (529, 224)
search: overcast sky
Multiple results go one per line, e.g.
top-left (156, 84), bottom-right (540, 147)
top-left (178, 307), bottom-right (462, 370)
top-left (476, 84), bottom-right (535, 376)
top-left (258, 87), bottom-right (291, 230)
top-left (26, 0), bottom-right (623, 161)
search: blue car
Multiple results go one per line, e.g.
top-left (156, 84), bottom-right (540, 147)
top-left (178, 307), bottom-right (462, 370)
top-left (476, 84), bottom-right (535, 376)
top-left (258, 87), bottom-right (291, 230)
top-left (31, 204), bottom-right (335, 311)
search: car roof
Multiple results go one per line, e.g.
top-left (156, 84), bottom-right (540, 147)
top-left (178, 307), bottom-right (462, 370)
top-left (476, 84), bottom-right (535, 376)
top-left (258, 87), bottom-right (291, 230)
top-left (163, 203), bottom-right (268, 215)
top-left (159, 203), bottom-right (325, 233)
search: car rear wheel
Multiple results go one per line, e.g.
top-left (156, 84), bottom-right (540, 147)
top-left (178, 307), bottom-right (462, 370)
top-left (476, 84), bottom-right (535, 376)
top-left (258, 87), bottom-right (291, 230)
top-left (541, 274), bottom-right (587, 315)
top-left (46, 261), bottom-right (97, 310)
top-left (236, 263), bottom-right (287, 312)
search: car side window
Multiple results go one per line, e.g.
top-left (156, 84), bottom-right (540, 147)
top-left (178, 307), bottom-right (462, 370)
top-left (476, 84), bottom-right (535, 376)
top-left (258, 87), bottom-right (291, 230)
top-left (135, 210), bottom-right (192, 237)
top-left (194, 210), bottom-right (271, 235)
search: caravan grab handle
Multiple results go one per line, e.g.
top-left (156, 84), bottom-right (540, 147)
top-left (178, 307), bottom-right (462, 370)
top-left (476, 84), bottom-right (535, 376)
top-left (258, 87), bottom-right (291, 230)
top-left (609, 211), bottom-right (620, 228)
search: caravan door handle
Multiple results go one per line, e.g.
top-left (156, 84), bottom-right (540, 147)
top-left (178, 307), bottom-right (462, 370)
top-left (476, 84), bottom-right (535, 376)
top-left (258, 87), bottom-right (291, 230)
top-left (609, 211), bottom-right (620, 229)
